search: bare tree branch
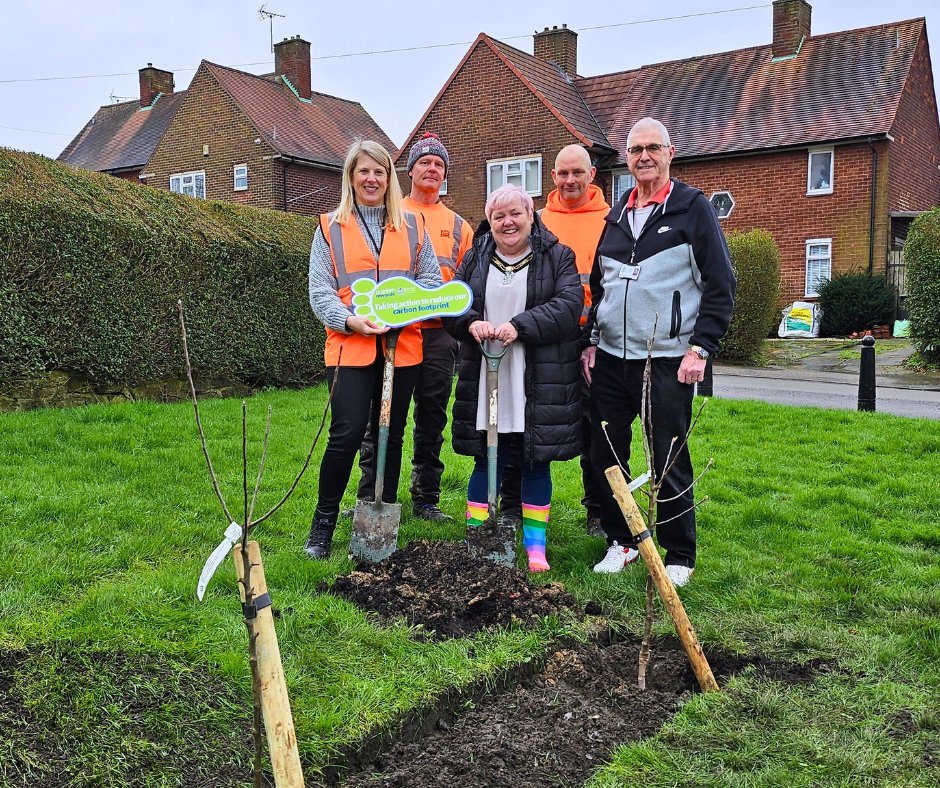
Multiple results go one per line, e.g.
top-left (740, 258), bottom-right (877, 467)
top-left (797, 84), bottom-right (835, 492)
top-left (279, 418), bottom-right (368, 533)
top-left (178, 299), bottom-right (235, 524)
top-left (649, 496), bottom-right (710, 527)
top-left (656, 458), bottom-right (715, 504)
top-left (246, 406), bottom-right (273, 533)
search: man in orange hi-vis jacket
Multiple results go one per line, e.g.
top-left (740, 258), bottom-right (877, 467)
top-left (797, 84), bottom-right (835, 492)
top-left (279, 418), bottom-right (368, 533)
top-left (355, 133), bottom-right (473, 522)
top-left (500, 144), bottom-right (609, 538)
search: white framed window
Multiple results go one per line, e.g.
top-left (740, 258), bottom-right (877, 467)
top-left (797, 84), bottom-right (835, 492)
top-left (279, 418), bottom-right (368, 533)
top-left (612, 170), bottom-right (636, 203)
top-left (487, 156), bottom-right (542, 196)
top-left (233, 164), bottom-right (248, 191)
top-left (170, 170), bottom-right (206, 199)
top-left (807, 148), bottom-right (833, 195)
top-left (709, 191), bottom-right (735, 219)
top-left (805, 238), bottom-right (832, 297)
top-left (440, 178), bottom-right (447, 196)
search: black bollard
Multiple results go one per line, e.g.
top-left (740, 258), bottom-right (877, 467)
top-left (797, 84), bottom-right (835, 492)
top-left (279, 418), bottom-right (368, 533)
top-left (858, 335), bottom-right (876, 411)
top-left (697, 356), bottom-right (714, 397)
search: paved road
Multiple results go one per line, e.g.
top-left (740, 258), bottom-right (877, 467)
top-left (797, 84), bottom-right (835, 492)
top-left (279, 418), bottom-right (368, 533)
top-left (709, 368), bottom-right (940, 420)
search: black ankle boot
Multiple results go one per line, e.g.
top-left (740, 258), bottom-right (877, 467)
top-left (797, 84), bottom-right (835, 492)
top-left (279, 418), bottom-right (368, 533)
top-left (304, 514), bottom-right (336, 559)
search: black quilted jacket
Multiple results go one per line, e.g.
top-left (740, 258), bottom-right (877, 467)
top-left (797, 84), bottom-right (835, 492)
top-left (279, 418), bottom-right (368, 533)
top-left (445, 215), bottom-right (583, 463)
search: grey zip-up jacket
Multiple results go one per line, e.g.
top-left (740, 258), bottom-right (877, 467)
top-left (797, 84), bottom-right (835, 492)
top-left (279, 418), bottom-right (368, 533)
top-left (588, 178), bottom-right (735, 360)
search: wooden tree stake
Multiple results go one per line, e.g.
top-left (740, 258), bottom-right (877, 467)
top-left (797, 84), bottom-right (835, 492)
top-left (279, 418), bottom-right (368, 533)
top-left (604, 466), bottom-right (719, 693)
top-left (233, 541), bottom-right (305, 786)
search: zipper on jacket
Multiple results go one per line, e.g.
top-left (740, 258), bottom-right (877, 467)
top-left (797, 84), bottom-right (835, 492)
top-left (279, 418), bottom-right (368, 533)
top-left (669, 290), bottom-right (682, 338)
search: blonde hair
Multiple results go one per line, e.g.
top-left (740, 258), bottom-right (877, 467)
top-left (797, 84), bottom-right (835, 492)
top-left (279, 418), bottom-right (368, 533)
top-left (333, 140), bottom-right (406, 230)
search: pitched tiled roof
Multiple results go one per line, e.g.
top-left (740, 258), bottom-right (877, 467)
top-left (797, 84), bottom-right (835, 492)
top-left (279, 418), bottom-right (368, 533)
top-left (205, 61), bottom-right (394, 167)
top-left (577, 18), bottom-right (927, 165)
top-left (58, 92), bottom-right (184, 172)
top-left (485, 37), bottom-right (613, 152)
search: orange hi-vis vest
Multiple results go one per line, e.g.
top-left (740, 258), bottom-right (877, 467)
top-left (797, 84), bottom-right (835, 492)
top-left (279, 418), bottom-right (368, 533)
top-left (321, 210), bottom-right (425, 367)
top-left (402, 196), bottom-right (472, 329)
top-left (539, 183), bottom-right (609, 325)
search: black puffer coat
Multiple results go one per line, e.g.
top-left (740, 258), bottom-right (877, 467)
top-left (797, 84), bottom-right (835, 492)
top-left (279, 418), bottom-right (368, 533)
top-left (445, 215), bottom-right (583, 463)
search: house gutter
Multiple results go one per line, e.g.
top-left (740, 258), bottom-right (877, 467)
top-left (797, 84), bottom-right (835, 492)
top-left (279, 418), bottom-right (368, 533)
top-left (866, 137), bottom-right (878, 275)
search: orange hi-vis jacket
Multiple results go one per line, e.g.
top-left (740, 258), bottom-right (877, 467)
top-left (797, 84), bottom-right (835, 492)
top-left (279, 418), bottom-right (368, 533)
top-left (539, 183), bottom-right (609, 325)
top-left (401, 196), bottom-right (472, 329)
top-left (321, 210), bottom-right (426, 367)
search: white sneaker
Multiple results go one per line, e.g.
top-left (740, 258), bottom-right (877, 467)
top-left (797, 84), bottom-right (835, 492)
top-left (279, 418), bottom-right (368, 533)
top-left (666, 564), bottom-right (694, 587)
top-left (593, 541), bottom-right (639, 574)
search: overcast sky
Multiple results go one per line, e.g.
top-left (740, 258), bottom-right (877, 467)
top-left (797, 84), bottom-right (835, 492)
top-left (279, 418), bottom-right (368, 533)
top-left (1, 1), bottom-right (937, 160)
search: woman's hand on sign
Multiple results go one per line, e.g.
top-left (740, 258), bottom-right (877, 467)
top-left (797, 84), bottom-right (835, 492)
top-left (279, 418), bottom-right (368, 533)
top-left (346, 314), bottom-right (389, 336)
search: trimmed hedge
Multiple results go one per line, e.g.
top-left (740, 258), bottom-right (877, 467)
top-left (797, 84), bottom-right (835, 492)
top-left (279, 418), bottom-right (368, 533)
top-left (719, 229), bottom-right (780, 362)
top-left (905, 207), bottom-right (940, 362)
top-left (0, 148), bottom-right (324, 389)
top-left (816, 272), bottom-right (894, 337)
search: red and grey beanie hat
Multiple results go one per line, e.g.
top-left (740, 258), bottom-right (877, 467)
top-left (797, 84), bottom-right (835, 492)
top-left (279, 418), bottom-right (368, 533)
top-left (406, 132), bottom-right (449, 176)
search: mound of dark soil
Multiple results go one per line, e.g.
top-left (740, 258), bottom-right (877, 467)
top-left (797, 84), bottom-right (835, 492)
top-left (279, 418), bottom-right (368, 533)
top-left (325, 540), bottom-right (582, 639)
top-left (332, 633), bottom-right (826, 788)
top-left (321, 540), bottom-right (832, 788)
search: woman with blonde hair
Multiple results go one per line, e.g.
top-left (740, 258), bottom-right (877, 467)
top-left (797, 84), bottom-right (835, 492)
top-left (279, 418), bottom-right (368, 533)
top-left (305, 139), bottom-right (441, 558)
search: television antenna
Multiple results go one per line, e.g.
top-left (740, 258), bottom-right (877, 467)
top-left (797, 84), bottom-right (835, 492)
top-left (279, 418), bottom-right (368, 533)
top-left (258, 5), bottom-right (286, 53)
top-left (109, 90), bottom-right (132, 103)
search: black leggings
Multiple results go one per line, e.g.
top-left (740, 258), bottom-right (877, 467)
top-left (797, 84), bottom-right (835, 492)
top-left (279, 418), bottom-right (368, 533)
top-left (316, 359), bottom-right (420, 515)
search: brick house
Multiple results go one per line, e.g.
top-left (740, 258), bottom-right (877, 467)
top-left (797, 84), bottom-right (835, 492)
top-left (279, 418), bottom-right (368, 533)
top-left (398, 0), bottom-right (940, 306)
top-left (59, 36), bottom-right (394, 216)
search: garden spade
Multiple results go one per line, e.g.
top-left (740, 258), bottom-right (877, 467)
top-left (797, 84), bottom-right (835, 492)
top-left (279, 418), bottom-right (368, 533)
top-left (350, 329), bottom-right (402, 563)
top-left (466, 339), bottom-right (515, 567)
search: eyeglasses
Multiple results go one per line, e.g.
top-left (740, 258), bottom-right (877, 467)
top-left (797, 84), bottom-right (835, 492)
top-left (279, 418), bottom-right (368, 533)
top-left (627, 143), bottom-right (670, 157)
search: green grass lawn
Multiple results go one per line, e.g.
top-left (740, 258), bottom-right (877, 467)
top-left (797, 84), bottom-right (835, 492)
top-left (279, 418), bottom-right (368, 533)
top-left (2, 387), bottom-right (939, 786)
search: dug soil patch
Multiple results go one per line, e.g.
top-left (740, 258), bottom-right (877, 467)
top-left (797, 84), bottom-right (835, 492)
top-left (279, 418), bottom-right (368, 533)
top-left (322, 541), bottom-right (830, 788)
top-left (325, 539), bottom-right (583, 639)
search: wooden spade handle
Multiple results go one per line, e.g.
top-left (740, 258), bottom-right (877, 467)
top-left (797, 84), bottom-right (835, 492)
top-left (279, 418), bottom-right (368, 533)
top-left (233, 541), bottom-right (306, 786)
top-left (604, 466), bottom-right (719, 693)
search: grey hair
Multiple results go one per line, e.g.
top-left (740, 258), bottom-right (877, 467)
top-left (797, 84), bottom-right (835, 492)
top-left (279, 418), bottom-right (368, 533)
top-left (627, 117), bottom-right (672, 148)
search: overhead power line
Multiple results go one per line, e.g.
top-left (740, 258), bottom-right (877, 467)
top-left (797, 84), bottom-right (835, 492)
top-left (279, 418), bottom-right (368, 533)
top-left (0, 4), bottom-right (769, 83)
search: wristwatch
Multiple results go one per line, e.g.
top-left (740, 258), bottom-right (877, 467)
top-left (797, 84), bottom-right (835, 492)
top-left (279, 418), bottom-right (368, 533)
top-left (688, 345), bottom-right (710, 359)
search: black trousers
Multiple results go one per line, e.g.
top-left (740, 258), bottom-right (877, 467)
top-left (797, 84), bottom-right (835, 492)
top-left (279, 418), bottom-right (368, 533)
top-left (357, 327), bottom-right (456, 505)
top-left (316, 359), bottom-right (420, 515)
top-left (589, 349), bottom-right (697, 568)
top-left (500, 377), bottom-right (599, 518)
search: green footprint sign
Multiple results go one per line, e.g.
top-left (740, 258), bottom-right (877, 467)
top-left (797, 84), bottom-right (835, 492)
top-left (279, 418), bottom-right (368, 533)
top-left (351, 276), bottom-right (473, 328)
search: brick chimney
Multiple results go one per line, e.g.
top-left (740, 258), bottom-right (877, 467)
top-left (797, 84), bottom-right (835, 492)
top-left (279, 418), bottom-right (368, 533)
top-left (138, 64), bottom-right (174, 107)
top-left (274, 35), bottom-right (312, 100)
top-left (534, 24), bottom-right (578, 76)
top-left (772, 0), bottom-right (811, 59)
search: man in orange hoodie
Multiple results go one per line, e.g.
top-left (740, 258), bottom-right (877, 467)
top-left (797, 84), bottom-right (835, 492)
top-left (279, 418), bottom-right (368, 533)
top-left (500, 144), bottom-right (609, 537)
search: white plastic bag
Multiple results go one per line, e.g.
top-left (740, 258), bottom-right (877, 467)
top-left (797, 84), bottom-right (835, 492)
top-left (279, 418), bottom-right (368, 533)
top-left (778, 301), bottom-right (822, 338)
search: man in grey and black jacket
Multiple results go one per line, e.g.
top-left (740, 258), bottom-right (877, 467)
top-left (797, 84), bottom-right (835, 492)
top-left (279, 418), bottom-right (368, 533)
top-left (582, 117), bottom-right (735, 586)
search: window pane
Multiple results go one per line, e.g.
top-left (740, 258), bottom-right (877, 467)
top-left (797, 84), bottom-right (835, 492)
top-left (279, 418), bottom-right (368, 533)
top-left (524, 160), bottom-right (540, 193)
top-left (810, 151), bottom-right (832, 190)
top-left (195, 174), bottom-right (205, 199)
top-left (507, 162), bottom-right (521, 175)
top-left (170, 177), bottom-right (181, 193)
top-left (613, 173), bottom-right (636, 203)
top-left (489, 164), bottom-right (503, 190)
top-left (507, 171), bottom-right (523, 188)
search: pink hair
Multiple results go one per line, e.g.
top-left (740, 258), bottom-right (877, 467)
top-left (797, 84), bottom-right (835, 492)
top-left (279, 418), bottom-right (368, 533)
top-left (484, 184), bottom-right (534, 221)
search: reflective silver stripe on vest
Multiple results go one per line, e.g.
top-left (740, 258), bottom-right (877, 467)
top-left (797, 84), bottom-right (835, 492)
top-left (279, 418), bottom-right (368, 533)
top-left (405, 218), bottom-right (420, 278)
top-left (328, 219), bottom-right (356, 289)
top-left (331, 215), bottom-right (421, 288)
top-left (579, 272), bottom-right (591, 321)
top-left (436, 214), bottom-right (461, 274)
